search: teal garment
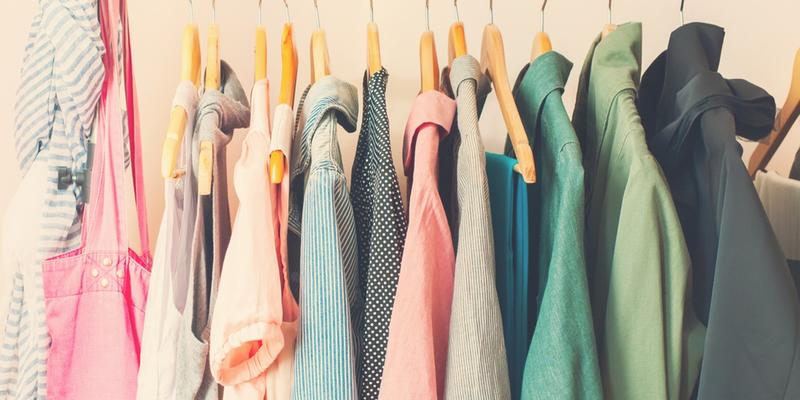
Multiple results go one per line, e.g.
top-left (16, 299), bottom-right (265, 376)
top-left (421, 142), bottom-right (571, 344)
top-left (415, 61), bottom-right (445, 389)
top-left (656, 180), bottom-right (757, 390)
top-left (505, 51), bottom-right (603, 400)
top-left (485, 153), bottom-right (530, 400)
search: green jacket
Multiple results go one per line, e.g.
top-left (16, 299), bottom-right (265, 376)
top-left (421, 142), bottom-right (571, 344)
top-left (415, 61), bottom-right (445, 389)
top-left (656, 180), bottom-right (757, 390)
top-left (572, 22), bottom-right (705, 400)
top-left (507, 51), bottom-right (603, 400)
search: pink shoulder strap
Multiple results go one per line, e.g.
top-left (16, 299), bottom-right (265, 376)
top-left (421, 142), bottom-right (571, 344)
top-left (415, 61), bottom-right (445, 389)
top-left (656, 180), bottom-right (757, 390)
top-left (121, 0), bottom-right (151, 259)
top-left (82, 0), bottom-right (150, 260)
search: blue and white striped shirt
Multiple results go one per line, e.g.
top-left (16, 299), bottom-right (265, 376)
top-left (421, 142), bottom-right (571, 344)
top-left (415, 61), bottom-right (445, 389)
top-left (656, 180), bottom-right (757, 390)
top-left (0, 1), bottom-right (105, 398)
top-left (288, 76), bottom-right (363, 400)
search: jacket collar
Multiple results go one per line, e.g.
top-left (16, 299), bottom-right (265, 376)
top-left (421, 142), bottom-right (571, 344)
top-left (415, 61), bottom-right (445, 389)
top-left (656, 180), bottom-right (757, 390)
top-left (512, 51), bottom-right (572, 150)
top-left (638, 22), bottom-right (775, 173)
top-left (196, 60), bottom-right (251, 144)
top-left (291, 75), bottom-right (359, 177)
top-left (402, 90), bottom-right (456, 175)
top-left (573, 22), bottom-right (643, 150)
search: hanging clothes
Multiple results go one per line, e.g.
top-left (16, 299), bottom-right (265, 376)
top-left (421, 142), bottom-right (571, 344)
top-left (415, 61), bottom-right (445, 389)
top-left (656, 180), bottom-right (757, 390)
top-left (0, 0), bottom-right (106, 398)
top-left (174, 60), bottom-right (250, 400)
top-left (755, 171), bottom-right (800, 298)
top-left (137, 81), bottom-right (198, 400)
top-left (288, 76), bottom-right (362, 400)
top-left (379, 91), bottom-right (456, 400)
top-left (439, 55), bottom-right (510, 400)
top-left (209, 78), bottom-right (298, 399)
top-left (263, 101), bottom-right (300, 400)
top-left (791, 149), bottom-right (800, 180)
top-left (509, 51), bottom-right (602, 400)
top-left (351, 68), bottom-right (407, 400)
top-left (485, 152), bottom-right (530, 399)
top-left (572, 22), bottom-right (705, 400)
top-left (637, 22), bottom-right (800, 399)
top-left (40, 0), bottom-right (151, 395)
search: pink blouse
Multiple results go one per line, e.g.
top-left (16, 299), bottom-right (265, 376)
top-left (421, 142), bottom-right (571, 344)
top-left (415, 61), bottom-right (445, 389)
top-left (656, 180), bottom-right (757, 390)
top-left (209, 80), bottom-right (298, 399)
top-left (379, 91), bottom-right (457, 400)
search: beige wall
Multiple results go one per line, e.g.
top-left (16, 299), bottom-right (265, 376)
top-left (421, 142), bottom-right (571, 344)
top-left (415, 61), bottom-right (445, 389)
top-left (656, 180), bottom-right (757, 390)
top-left (1, 0), bottom-right (799, 250)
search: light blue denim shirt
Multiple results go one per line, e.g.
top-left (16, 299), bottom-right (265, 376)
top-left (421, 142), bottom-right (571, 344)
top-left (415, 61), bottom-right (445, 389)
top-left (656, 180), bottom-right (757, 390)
top-left (289, 76), bottom-right (363, 400)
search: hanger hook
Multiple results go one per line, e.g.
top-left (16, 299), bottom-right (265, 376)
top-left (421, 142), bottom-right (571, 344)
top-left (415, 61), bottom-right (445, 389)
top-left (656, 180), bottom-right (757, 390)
top-left (680, 0), bottom-right (685, 25)
top-left (283, 0), bottom-right (291, 22)
top-left (540, 0), bottom-right (547, 32)
top-left (425, 0), bottom-right (431, 31)
top-left (489, 0), bottom-right (494, 24)
top-left (257, 0), bottom-right (262, 25)
top-left (454, 0), bottom-right (460, 22)
top-left (607, 0), bottom-right (612, 25)
top-left (369, 0), bottom-right (375, 23)
top-left (187, 0), bottom-right (195, 22)
top-left (313, 0), bottom-right (321, 28)
top-left (210, 0), bottom-right (216, 23)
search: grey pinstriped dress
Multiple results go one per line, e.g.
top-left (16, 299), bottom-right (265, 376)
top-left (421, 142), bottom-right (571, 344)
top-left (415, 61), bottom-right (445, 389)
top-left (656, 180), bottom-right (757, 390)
top-left (442, 55), bottom-right (511, 399)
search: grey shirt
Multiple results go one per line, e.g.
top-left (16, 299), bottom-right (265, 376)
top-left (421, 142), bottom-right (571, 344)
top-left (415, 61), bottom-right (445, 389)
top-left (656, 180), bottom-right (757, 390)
top-left (175, 61), bottom-right (250, 400)
top-left (442, 55), bottom-right (511, 400)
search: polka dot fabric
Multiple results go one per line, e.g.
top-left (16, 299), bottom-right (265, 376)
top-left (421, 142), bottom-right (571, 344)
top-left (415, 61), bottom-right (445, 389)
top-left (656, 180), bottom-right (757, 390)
top-left (351, 68), bottom-right (407, 400)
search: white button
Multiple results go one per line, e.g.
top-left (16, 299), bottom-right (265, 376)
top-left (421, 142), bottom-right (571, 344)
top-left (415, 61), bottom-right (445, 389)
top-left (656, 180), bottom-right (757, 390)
top-left (100, 278), bottom-right (109, 288)
top-left (116, 269), bottom-right (124, 278)
top-left (102, 257), bottom-right (112, 266)
top-left (91, 268), bottom-right (99, 277)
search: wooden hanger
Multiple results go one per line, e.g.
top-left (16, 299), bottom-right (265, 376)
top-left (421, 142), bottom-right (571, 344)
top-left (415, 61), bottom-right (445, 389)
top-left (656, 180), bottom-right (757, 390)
top-left (271, 1), bottom-right (298, 184)
top-left (367, 0), bottom-right (382, 76)
top-left (310, 0), bottom-right (330, 83)
top-left (480, 2), bottom-right (537, 183)
top-left (420, 0), bottom-right (439, 92)
top-left (199, 0), bottom-right (220, 195)
top-left (161, 1), bottom-right (201, 179)
top-left (254, 1), bottom-right (267, 81)
top-left (530, 0), bottom-right (552, 62)
top-left (748, 49), bottom-right (800, 176)
top-left (601, 0), bottom-right (616, 39)
top-left (448, 0), bottom-right (467, 66)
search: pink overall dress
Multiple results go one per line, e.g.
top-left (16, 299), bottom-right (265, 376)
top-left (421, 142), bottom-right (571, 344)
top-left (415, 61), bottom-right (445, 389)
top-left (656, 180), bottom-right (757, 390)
top-left (40, 0), bottom-right (151, 398)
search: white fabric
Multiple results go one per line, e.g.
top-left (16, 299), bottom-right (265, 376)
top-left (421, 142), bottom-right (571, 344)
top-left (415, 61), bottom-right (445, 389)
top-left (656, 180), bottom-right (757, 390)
top-left (136, 80), bottom-right (198, 400)
top-left (755, 171), bottom-right (800, 261)
top-left (270, 103), bottom-right (293, 160)
top-left (0, 160), bottom-right (48, 344)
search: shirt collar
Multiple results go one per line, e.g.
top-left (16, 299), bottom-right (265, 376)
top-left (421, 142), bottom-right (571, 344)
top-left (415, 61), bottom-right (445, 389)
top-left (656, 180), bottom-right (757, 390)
top-left (573, 22), bottom-right (642, 146)
top-left (290, 74), bottom-right (358, 184)
top-left (197, 60), bottom-right (251, 145)
top-left (402, 90), bottom-right (457, 174)
top-left (638, 22), bottom-right (775, 173)
top-left (513, 51), bottom-right (572, 148)
top-left (301, 75), bottom-right (359, 137)
top-left (442, 55), bottom-right (492, 111)
top-left (363, 67), bottom-right (389, 101)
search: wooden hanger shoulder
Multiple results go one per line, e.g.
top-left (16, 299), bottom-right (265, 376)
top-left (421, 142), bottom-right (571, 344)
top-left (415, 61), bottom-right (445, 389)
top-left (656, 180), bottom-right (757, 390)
top-left (448, 21), bottom-right (467, 66)
top-left (199, 23), bottom-right (221, 195)
top-left (254, 25), bottom-right (267, 81)
top-left (161, 23), bottom-right (201, 179)
top-left (530, 31), bottom-right (552, 62)
top-left (310, 29), bottom-right (330, 83)
top-left (748, 49), bottom-right (800, 176)
top-left (278, 23), bottom-right (298, 106)
top-left (367, 22), bottom-right (382, 75)
top-left (420, 30), bottom-right (439, 92)
top-left (481, 24), bottom-right (537, 183)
